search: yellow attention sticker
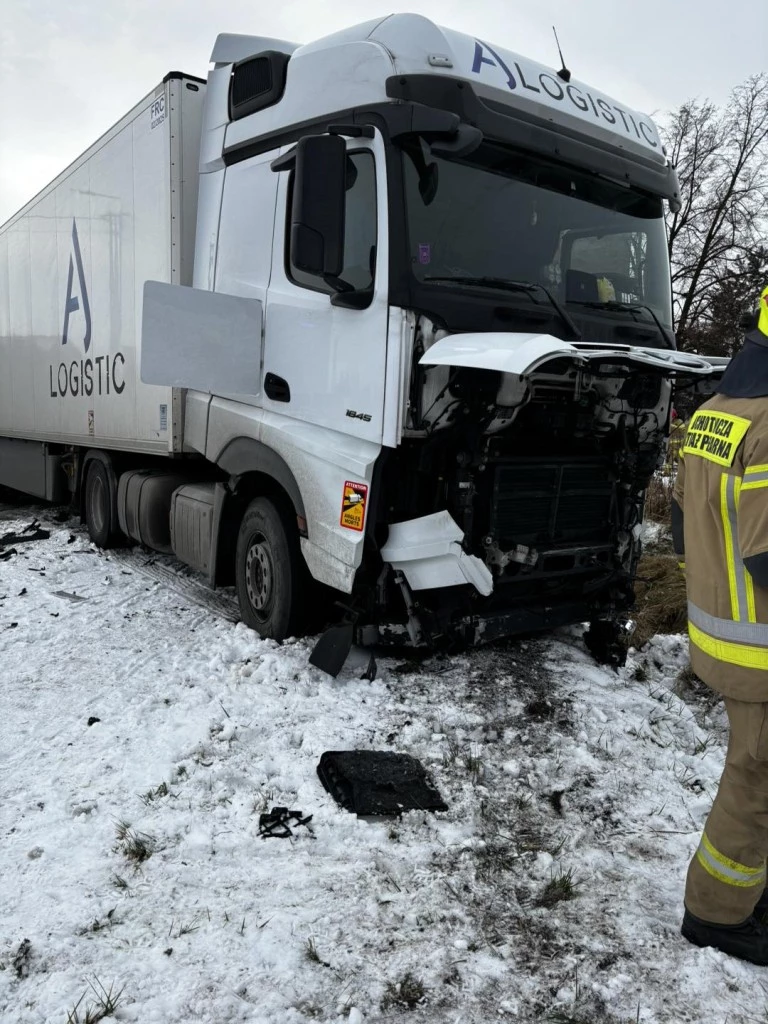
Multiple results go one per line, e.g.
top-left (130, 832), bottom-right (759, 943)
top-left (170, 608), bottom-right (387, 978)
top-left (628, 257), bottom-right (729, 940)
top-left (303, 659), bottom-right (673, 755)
top-left (683, 411), bottom-right (751, 467)
top-left (340, 481), bottom-right (368, 532)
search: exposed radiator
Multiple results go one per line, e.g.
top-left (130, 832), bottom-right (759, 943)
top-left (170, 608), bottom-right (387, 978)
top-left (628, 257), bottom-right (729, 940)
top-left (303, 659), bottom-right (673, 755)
top-left (489, 460), bottom-right (617, 547)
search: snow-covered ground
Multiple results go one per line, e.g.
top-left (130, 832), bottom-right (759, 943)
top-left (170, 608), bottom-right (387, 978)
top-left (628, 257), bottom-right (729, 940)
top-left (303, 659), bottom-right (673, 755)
top-left (0, 496), bottom-right (762, 1024)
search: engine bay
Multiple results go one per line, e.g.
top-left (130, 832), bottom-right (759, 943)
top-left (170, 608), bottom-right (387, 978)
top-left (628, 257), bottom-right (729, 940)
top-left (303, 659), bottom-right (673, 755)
top-left (362, 317), bottom-right (675, 646)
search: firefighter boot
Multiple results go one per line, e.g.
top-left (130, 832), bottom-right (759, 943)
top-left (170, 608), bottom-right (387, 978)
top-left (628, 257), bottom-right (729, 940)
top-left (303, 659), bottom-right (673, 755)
top-left (682, 909), bottom-right (768, 965)
top-left (755, 888), bottom-right (768, 923)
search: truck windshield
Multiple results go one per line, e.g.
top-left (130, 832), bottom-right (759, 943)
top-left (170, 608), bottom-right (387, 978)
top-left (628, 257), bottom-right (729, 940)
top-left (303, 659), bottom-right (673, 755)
top-left (401, 140), bottom-right (673, 328)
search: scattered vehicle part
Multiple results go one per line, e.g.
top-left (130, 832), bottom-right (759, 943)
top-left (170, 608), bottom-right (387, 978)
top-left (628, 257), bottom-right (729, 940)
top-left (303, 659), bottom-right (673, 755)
top-left (317, 750), bottom-right (448, 815)
top-left (258, 807), bottom-right (314, 839)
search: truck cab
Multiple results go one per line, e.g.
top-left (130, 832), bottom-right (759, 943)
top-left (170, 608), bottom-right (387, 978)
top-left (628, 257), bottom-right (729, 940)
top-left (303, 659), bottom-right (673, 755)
top-left (143, 16), bottom-right (712, 662)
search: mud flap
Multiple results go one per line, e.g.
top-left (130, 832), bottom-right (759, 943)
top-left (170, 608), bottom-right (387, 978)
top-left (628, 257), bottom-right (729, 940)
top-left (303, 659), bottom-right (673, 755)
top-left (309, 622), bottom-right (355, 677)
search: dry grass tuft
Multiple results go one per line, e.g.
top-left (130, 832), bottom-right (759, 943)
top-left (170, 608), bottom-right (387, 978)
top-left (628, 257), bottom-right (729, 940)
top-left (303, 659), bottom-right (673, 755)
top-left (12, 938), bottom-right (32, 979)
top-left (535, 868), bottom-right (579, 909)
top-left (65, 979), bottom-right (124, 1024)
top-left (113, 821), bottom-right (155, 866)
top-left (674, 664), bottom-right (722, 713)
top-left (643, 420), bottom-right (687, 525)
top-left (643, 476), bottom-right (674, 525)
top-left (381, 972), bottom-right (426, 1011)
top-left (304, 936), bottom-right (331, 968)
top-left (631, 553), bottom-right (687, 650)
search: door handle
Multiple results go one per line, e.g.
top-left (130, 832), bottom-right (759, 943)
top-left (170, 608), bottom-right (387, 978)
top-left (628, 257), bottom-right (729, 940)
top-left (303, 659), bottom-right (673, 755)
top-left (264, 372), bottom-right (291, 402)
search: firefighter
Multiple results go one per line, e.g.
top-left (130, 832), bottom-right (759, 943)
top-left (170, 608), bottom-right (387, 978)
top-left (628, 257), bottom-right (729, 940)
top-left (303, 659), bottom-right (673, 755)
top-left (673, 285), bottom-right (768, 964)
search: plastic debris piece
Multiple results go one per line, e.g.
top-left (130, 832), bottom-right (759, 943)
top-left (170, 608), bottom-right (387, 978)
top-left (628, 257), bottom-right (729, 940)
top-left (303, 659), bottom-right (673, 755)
top-left (309, 622), bottom-right (354, 677)
top-left (317, 750), bottom-right (448, 816)
top-left (361, 652), bottom-right (378, 681)
top-left (0, 525), bottom-right (50, 550)
top-left (258, 806), bottom-right (314, 839)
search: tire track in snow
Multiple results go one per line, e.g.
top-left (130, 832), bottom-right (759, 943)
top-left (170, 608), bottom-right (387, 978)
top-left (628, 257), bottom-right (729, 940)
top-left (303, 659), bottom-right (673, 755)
top-left (1, 497), bottom-right (241, 625)
top-left (101, 549), bottom-right (241, 623)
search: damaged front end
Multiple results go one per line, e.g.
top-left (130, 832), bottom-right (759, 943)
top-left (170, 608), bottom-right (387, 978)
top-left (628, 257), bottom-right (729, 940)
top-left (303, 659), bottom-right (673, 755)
top-left (349, 324), bottom-right (715, 659)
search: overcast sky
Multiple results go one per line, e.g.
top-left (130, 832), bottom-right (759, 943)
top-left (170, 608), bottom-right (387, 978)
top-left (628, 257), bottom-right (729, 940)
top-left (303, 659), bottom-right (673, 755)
top-left (1, 0), bottom-right (766, 224)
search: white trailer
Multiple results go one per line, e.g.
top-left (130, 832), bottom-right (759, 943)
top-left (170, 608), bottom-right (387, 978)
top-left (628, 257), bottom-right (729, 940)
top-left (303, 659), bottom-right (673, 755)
top-left (0, 74), bottom-right (204, 497)
top-left (0, 16), bottom-right (718, 673)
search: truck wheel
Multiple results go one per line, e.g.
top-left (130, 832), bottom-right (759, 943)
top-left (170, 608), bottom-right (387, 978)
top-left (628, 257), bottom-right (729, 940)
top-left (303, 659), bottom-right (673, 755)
top-left (235, 497), bottom-right (306, 640)
top-left (84, 459), bottom-right (119, 548)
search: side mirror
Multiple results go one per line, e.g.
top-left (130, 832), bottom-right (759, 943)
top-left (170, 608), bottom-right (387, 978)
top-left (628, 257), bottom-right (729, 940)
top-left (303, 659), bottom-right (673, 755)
top-left (291, 134), bottom-right (346, 279)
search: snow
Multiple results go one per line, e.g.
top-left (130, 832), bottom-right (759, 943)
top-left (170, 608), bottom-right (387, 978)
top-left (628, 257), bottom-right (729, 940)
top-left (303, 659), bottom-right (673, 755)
top-left (0, 498), bottom-right (762, 1023)
top-left (640, 518), bottom-right (667, 549)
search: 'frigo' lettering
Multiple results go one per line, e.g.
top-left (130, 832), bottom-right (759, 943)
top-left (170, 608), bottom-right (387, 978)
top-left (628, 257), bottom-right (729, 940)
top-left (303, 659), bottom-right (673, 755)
top-left (48, 353), bottom-right (126, 398)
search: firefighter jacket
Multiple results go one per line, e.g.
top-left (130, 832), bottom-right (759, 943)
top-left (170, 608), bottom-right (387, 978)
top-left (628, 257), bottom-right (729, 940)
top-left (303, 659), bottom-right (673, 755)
top-left (673, 393), bottom-right (768, 700)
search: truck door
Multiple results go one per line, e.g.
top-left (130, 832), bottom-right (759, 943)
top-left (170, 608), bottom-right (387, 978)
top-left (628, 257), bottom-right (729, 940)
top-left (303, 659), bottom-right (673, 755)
top-left (264, 132), bottom-right (389, 443)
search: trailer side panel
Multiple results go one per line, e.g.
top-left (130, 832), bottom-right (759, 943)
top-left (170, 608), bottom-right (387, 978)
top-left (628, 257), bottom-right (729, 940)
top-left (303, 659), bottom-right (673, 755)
top-left (0, 77), bottom-right (205, 456)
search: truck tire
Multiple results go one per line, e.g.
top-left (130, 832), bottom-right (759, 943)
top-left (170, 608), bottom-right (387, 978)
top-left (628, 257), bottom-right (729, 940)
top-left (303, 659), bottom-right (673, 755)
top-left (235, 497), bottom-right (307, 640)
top-left (84, 459), bottom-right (120, 548)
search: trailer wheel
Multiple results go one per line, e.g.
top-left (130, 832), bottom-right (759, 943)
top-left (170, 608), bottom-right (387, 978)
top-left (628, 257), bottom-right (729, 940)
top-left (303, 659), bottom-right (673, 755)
top-left (235, 497), bottom-right (306, 640)
top-left (84, 459), bottom-right (119, 548)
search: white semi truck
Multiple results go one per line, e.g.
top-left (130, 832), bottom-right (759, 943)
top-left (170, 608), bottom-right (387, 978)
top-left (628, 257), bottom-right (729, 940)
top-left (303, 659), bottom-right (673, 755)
top-left (0, 15), bottom-right (715, 672)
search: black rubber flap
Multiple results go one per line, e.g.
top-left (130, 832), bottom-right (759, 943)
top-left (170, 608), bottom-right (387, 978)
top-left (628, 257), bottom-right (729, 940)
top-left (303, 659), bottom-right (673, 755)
top-left (308, 623), bottom-right (354, 677)
top-left (317, 750), bottom-right (448, 815)
top-left (0, 522), bottom-right (50, 550)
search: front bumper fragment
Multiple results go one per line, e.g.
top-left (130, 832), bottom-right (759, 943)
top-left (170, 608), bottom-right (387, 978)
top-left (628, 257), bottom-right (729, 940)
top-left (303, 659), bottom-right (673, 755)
top-left (380, 510), bottom-right (493, 596)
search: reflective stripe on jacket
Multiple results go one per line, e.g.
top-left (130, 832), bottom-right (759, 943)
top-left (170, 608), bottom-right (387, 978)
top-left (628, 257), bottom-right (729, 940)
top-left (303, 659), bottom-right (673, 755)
top-left (673, 395), bottom-right (768, 699)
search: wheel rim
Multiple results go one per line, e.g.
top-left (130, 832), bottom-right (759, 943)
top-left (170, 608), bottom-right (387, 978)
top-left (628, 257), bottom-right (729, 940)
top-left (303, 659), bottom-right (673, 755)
top-left (89, 473), bottom-right (107, 536)
top-left (245, 534), bottom-right (275, 623)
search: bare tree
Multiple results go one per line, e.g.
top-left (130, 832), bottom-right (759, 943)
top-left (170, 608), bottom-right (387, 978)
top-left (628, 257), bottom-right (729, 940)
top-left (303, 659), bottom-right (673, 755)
top-left (662, 74), bottom-right (768, 349)
top-left (685, 247), bottom-right (768, 357)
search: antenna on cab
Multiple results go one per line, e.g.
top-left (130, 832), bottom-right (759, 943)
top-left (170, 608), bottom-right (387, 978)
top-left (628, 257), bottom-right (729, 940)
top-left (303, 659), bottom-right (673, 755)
top-left (552, 26), bottom-right (572, 83)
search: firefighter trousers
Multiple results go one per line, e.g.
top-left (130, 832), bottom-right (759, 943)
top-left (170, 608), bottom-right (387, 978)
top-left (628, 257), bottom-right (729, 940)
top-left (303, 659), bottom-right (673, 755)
top-left (686, 697), bottom-right (768, 924)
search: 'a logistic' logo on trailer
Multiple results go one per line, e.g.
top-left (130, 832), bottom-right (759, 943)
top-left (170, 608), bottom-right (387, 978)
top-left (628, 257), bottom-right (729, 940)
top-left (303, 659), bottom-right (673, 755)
top-left (49, 217), bottom-right (126, 400)
top-left (62, 219), bottom-right (91, 353)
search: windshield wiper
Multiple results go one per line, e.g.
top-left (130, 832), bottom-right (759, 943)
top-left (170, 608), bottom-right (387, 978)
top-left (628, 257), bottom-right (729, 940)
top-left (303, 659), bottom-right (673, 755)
top-left (424, 275), bottom-right (528, 289)
top-left (569, 299), bottom-right (671, 344)
top-left (422, 276), bottom-right (581, 340)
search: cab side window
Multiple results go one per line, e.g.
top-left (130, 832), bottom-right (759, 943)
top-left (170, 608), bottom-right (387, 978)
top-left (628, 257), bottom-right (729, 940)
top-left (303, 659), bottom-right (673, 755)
top-left (288, 151), bottom-right (377, 294)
